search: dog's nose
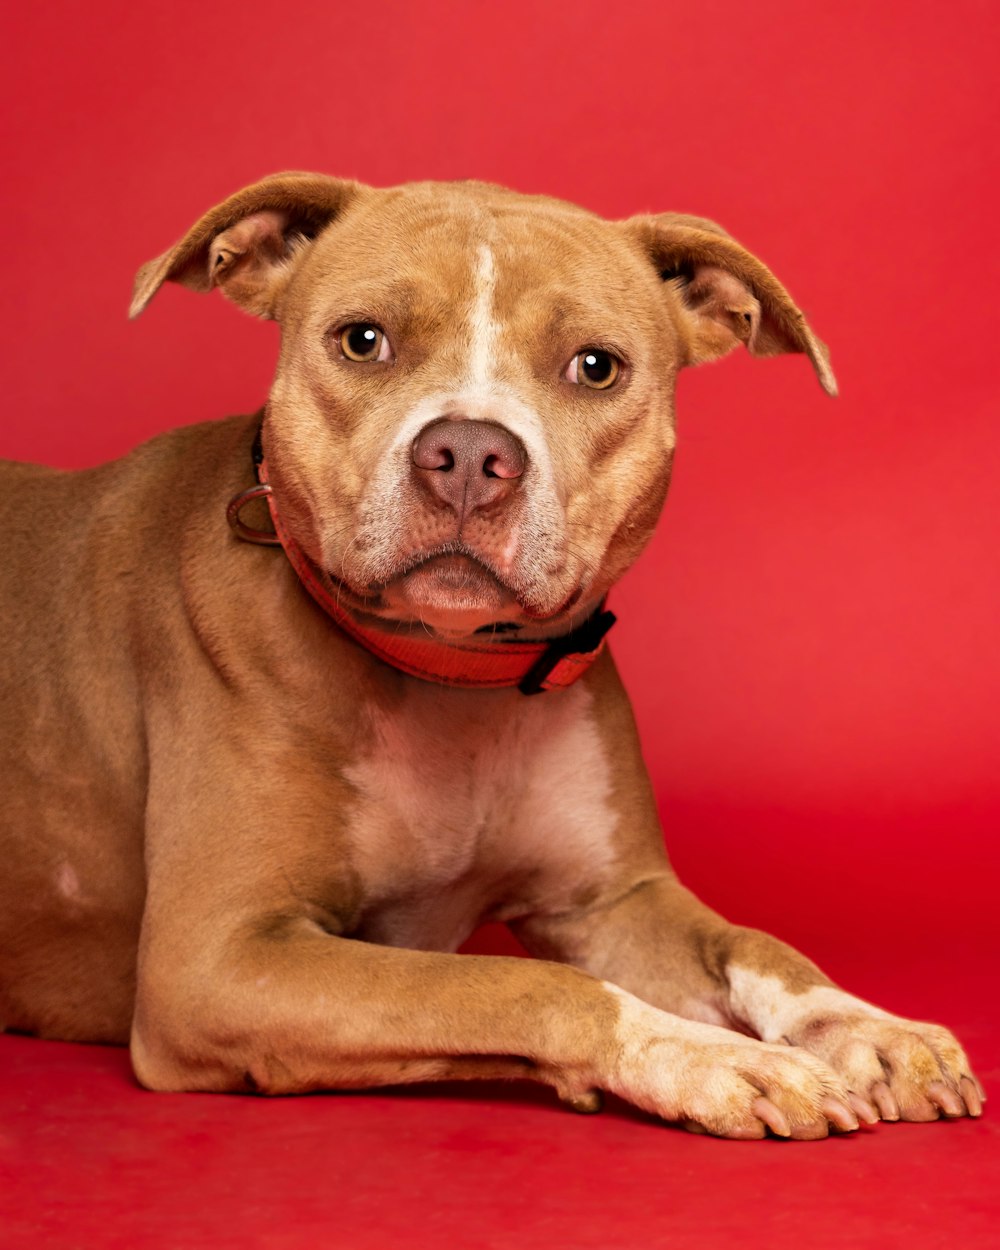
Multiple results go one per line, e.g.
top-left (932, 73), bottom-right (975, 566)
top-left (411, 418), bottom-right (526, 512)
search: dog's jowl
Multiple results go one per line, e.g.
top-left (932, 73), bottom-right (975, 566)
top-left (0, 174), bottom-right (982, 1138)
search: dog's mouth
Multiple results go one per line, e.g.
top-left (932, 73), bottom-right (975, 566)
top-left (372, 552), bottom-right (519, 633)
top-left (326, 546), bottom-right (584, 637)
top-left (389, 552), bottom-right (511, 604)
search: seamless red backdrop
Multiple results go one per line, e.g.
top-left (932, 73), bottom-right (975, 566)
top-left (2, 2), bottom-right (998, 1247)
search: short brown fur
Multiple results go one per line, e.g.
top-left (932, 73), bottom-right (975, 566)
top-left (0, 174), bottom-right (980, 1137)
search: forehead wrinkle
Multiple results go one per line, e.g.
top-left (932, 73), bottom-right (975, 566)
top-left (313, 263), bottom-right (464, 344)
top-left (320, 276), bottom-right (419, 314)
top-left (512, 291), bottom-right (633, 337)
top-left (490, 207), bottom-right (616, 250)
top-left (487, 277), bottom-right (643, 368)
top-left (315, 200), bottom-right (486, 284)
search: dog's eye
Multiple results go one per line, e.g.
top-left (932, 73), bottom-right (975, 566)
top-left (566, 349), bottom-right (621, 390)
top-left (339, 323), bottom-right (390, 362)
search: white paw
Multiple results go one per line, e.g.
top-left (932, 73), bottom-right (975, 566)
top-left (787, 1011), bottom-right (984, 1122)
top-left (727, 969), bottom-right (984, 1123)
top-left (604, 986), bottom-right (858, 1139)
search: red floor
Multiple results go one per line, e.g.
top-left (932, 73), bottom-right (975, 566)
top-left (2, 952), bottom-right (997, 1250)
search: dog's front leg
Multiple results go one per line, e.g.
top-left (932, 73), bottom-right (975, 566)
top-left (133, 912), bottom-right (861, 1138)
top-left (134, 912), bottom-right (616, 1104)
top-left (132, 747), bottom-right (604, 1105)
top-left (130, 744), bottom-right (861, 1137)
top-left (516, 874), bottom-right (984, 1123)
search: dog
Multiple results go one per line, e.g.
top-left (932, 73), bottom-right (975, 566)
top-left (0, 173), bottom-right (983, 1138)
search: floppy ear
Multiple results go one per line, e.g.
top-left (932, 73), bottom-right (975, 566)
top-left (129, 172), bottom-right (361, 320)
top-left (624, 213), bottom-right (837, 396)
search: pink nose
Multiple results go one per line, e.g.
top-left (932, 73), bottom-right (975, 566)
top-left (411, 418), bottom-right (526, 513)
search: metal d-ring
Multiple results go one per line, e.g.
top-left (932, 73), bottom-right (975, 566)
top-left (226, 482), bottom-right (281, 546)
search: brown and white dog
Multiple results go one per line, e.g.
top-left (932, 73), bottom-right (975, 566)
top-left (0, 174), bottom-right (983, 1138)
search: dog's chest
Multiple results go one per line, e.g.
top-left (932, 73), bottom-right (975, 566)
top-left (341, 681), bottom-right (618, 950)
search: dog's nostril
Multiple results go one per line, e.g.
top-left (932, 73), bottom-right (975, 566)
top-left (485, 450), bottom-right (524, 481)
top-left (412, 436), bottom-right (455, 472)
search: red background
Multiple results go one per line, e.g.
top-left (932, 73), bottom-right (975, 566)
top-left (2, 2), bottom-right (998, 1247)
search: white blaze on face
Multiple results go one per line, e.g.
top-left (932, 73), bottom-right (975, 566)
top-left (468, 245), bottom-right (498, 389)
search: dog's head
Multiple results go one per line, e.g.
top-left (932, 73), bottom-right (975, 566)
top-left (132, 174), bottom-right (835, 639)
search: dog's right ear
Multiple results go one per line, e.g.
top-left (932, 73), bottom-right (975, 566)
top-left (129, 172), bottom-right (361, 321)
top-left (622, 211), bottom-right (837, 396)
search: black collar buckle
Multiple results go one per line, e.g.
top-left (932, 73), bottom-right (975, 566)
top-left (517, 607), bottom-right (617, 695)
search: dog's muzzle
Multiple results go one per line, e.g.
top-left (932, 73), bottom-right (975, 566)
top-left (225, 427), bottom-right (615, 694)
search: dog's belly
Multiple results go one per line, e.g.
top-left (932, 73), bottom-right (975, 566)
top-left (340, 680), bottom-right (620, 952)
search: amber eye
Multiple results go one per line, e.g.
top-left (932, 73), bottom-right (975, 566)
top-left (339, 323), bottom-right (388, 362)
top-left (568, 349), bottom-right (621, 390)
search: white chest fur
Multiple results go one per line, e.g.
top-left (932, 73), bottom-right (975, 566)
top-left (342, 680), bottom-right (618, 951)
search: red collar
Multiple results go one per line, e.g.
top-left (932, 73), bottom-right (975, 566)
top-left (226, 443), bottom-right (615, 695)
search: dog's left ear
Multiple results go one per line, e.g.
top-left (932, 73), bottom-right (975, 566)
top-left (623, 213), bottom-right (837, 396)
top-left (129, 172), bottom-right (361, 320)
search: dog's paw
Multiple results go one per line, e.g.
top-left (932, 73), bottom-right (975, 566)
top-left (786, 1011), bottom-right (984, 1123)
top-left (604, 986), bottom-right (858, 1139)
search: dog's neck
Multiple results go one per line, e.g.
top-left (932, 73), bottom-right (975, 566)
top-left (227, 429), bottom-right (615, 695)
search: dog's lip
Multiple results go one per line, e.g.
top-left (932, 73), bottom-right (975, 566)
top-left (385, 552), bottom-right (516, 611)
top-left (391, 555), bottom-right (583, 618)
top-left (357, 546), bottom-right (518, 597)
top-left (404, 552), bottom-right (499, 586)
top-left (520, 586), bottom-right (583, 619)
top-left (327, 547), bottom-right (587, 625)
